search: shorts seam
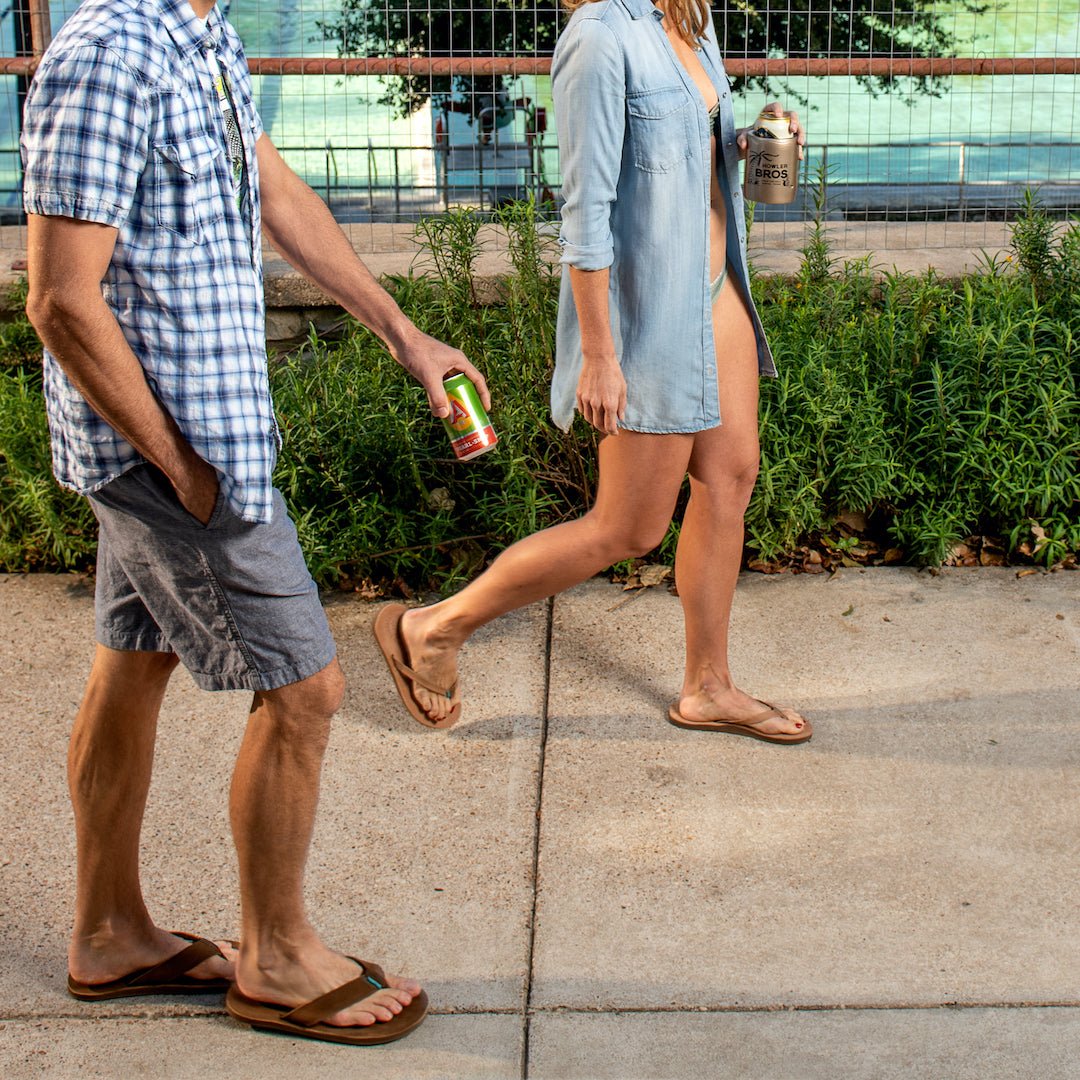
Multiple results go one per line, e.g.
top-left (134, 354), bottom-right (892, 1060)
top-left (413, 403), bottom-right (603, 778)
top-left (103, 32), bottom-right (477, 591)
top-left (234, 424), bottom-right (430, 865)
top-left (196, 550), bottom-right (262, 675)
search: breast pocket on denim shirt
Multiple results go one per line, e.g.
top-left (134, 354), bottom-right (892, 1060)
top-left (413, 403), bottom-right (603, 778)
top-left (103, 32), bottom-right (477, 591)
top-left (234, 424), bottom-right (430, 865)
top-left (153, 133), bottom-right (227, 244)
top-left (626, 86), bottom-right (693, 174)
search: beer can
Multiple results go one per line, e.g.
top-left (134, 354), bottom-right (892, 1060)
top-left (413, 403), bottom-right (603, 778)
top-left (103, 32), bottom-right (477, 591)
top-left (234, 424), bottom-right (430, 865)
top-left (442, 373), bottom-right (498, 461)
top-left (751, 110), bottom-right (795, 141)
top-left (742, 109), bottom-right (800, 205)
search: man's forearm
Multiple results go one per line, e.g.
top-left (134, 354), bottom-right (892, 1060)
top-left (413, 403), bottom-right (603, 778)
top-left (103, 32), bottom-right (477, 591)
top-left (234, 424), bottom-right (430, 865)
top-left (258, 157), bottom-right (416, 356)
top-left (27, 287), bottom-right (201, 485)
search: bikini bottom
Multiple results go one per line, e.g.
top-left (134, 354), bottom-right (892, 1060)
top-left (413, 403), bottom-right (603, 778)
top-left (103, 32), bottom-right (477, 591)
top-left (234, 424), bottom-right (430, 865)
top-left (710, 264), bottom-right (729, 304)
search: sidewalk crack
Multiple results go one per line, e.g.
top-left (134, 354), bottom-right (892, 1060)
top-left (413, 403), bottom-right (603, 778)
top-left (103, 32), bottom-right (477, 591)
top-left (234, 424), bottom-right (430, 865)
top-left (521, 594), bottom-right (554, 1080)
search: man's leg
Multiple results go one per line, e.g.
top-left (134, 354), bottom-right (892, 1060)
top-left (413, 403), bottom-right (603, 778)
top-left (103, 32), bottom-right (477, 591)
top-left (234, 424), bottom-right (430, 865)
top-left (231, 657), bottom-right (420, 1026)
top-left (67, 644), bottom-right (234, 985)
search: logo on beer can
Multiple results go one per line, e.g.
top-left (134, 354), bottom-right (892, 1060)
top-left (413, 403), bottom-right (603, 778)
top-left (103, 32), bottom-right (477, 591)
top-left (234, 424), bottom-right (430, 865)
top-left (442, 373), bottom-right (498, 461)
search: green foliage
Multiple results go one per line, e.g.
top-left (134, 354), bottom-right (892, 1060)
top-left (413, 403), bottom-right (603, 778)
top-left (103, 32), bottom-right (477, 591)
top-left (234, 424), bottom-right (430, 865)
top-left (0, 277), bottom-right (43, 369)
top-left (0, 202), bottom-right (1076, 583)
top-left (0, 364), bottom-right (97, 571)
top-left (752, 220), bottom-right (1079, 566)
top-left (1009, 189), bottom-right (1069, 304)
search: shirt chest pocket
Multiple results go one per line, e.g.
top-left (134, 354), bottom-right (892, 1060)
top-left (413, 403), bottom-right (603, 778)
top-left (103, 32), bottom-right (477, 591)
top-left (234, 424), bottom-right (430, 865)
top-left (626, 87), bottom-right (693, 174)
top-left (153, 134), bottom-right (227, 244)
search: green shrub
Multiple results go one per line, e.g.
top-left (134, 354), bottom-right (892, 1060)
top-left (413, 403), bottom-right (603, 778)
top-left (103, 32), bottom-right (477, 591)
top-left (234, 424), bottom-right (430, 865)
top-left (0, 364), bottom-right (97, 571)
top-left (0, 197), bottom-right (1076, 582)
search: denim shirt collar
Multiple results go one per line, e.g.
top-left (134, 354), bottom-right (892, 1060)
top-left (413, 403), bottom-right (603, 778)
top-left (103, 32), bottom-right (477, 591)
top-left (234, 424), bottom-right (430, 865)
top-left (158, 0), bottom-right (222, 56)
top-left (621, 0), bottom-right (663, 20)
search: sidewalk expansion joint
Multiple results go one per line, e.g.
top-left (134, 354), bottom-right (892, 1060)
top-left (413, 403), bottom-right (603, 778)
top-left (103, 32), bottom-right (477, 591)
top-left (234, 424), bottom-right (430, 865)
top-left (521, 594), bottom-right (555, 1080)
top-left (521, 1000), bottom-right (1080, 1016)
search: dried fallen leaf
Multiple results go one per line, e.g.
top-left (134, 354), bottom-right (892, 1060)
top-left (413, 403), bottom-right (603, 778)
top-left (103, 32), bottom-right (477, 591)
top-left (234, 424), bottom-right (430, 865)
top-left (638, 563), bottom-right (672, 588)
top-left (1016, 568), bottom-right (1040, 578)
top-left (836, 510), bottom-right (868, 533)
top-left (426, 487), bottom-right (455, 512)
top-left (841, 605), bottom-right (855, 616)
top-left (979, 550), bottom-right (1006, 566)
top-left (883, 548), bottom-right (905, 564)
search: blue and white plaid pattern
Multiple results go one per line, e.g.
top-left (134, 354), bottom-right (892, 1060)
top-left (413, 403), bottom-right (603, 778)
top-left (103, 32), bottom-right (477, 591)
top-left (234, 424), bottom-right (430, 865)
top-left (22, 0), bottom-right (277, 523)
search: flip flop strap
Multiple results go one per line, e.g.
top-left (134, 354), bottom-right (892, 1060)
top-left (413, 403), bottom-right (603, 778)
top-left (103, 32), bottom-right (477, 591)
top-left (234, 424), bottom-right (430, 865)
top-left (127, 935), bottom-right (223, 987)
top-left (741, 707), bottom-right (785, 726)
top-left (391, 654), bottom-right (457, 700)
top-left (282, 959), bottom-right (389, 1028)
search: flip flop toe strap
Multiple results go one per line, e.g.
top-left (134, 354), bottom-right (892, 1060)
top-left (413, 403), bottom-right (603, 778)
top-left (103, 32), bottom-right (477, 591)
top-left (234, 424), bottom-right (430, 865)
top-left (282, 959), bottom-right (390, 1028)
top-left (127, 935), bottom-right (223, 988)
top-left (391, 654), bottom-right (457, 701)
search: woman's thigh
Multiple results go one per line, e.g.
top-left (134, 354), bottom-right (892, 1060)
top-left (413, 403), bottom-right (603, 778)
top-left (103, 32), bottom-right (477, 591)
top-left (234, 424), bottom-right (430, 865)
top-left (591, 428), bottom-right (695, 541)
top-left (689, 279), bottom-right (762, 483)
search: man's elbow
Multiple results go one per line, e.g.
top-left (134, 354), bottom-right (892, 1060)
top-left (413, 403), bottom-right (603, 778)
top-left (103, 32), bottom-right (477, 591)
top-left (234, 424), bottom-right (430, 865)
top-left (25, 283), bottom-right (65, 337)
top-left (25, 281), bottom-right (93, 340)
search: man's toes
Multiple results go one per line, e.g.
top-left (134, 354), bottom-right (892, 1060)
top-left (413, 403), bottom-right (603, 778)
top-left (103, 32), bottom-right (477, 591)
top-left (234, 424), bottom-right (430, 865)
top-left (386, 974), bottom-right (421, 997)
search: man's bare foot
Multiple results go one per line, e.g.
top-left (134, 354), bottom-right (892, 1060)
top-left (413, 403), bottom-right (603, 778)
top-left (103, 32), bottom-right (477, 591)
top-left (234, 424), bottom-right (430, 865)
top-left (676, 684), bottom-right (808, 736)
top-left (236, 937), bottom-right (421, 1028)
top-left (69, 924), bottom-right (236, 986)
top-left (398, 606), bottom-right (463, 725)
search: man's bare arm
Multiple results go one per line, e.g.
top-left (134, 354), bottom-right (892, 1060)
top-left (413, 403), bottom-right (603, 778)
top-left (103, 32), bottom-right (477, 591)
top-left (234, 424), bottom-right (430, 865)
top-left (255, 134), bottom-right (490, 418)
top-left (24, 214), bottom-right (218, 522)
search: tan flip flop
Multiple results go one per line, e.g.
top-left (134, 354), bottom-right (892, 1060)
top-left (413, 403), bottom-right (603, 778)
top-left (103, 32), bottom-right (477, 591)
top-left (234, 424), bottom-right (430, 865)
top-left (226, 958), bottom-right (428, 1046)
top-left (667, 700), bottom-right (812, 743)
top-left (373, 603), bottom-right (460, 729)
top-left (67, 931), bottom-right (234, 1000)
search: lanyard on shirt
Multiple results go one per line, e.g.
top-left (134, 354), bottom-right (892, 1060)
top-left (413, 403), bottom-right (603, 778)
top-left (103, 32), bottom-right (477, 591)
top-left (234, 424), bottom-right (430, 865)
top-left (207, 46), bottom-right (254, 251)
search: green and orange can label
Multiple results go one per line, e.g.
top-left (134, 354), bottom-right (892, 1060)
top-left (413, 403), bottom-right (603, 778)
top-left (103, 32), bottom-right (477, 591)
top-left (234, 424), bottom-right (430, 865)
top-left (442, 373), bottom-right (498, 461)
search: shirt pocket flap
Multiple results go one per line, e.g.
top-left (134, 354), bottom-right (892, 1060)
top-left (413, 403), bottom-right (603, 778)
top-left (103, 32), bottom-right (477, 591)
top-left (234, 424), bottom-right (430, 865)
top-left (627, 86), bottom-right (690, 121)
top-left (154, 134), bottom-right (222, 178)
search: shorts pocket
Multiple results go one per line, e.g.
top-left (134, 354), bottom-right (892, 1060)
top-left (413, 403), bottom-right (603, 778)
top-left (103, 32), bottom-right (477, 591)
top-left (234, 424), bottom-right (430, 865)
top-left (153, 134), bottom-right (226, 243)
top-left (626, 87), bottom-right (693, 174)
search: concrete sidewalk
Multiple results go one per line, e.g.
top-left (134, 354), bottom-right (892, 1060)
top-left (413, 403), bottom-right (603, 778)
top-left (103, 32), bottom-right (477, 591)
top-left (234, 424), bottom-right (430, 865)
top-left (0, 568), bottom-right (1078, 1078)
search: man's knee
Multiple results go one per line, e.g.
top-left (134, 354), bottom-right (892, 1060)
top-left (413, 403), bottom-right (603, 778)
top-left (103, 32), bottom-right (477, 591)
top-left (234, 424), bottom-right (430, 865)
top-left (259, 658), bottom-right (345, 729)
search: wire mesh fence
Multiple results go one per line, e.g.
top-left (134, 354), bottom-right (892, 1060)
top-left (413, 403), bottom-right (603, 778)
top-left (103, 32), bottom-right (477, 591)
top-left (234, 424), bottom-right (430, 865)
top-left (1, 1), bottom-right (1078, 253)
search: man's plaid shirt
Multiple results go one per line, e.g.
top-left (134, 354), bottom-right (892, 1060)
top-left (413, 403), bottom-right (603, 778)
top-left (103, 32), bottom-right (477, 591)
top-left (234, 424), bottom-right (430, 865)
top-left (22, 0), bottom-right (279, 523)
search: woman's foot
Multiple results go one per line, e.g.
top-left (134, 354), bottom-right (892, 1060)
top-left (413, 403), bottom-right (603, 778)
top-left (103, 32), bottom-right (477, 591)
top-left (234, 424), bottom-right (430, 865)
top-left (675, 683), bottom-right (809, 737)
top-left (396, 606), bottom-right (464, 725)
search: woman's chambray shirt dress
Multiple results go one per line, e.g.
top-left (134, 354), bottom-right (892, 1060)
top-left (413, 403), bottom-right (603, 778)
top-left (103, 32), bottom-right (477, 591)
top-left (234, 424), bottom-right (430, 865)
top-left (551, 0), bottom-right (777, 433)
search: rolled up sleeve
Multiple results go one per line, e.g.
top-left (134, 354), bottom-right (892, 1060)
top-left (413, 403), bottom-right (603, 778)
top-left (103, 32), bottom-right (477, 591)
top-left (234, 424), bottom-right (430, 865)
top-left (552, 18), bottom-right (625, 271)
top-left (21, 44), bottom-right (150, 228)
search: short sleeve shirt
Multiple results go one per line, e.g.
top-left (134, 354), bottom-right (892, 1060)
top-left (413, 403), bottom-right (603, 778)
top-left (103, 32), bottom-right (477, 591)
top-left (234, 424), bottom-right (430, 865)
top-left (21, 0), bottom-right (276, 523)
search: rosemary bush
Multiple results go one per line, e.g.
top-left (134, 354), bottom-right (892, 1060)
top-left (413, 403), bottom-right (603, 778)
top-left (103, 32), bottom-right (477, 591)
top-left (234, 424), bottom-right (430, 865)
top-left (1, 196), bottom-right (1076, 582)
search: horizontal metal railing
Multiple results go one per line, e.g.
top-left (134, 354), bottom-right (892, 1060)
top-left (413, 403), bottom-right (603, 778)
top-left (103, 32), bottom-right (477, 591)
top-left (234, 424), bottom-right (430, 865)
top-left (2, 54), bottom-right (1080, 78)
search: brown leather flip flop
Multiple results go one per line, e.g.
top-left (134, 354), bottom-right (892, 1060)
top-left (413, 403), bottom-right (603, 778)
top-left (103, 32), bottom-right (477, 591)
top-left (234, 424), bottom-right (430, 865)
top-left (373, 603), bottom-right (460, 729)
top-left (67, 931), bottom-right (234, 1000)
top-left (226, 958), bottom-right (428, 1046)
top-left (667, 700), bottom-right (813, 744)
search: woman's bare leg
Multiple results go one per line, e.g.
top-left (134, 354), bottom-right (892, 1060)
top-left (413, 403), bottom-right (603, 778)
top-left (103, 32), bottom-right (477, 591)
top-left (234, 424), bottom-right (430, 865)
top-left (673, 276), bottom-right (807, 735)
top-left (399, 429), bottom-right (697, 721)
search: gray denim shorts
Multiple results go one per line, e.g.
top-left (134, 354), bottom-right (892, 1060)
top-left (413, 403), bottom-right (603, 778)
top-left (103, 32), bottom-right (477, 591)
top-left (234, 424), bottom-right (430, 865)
top-left (88, 464), bottom-right (336, 692)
